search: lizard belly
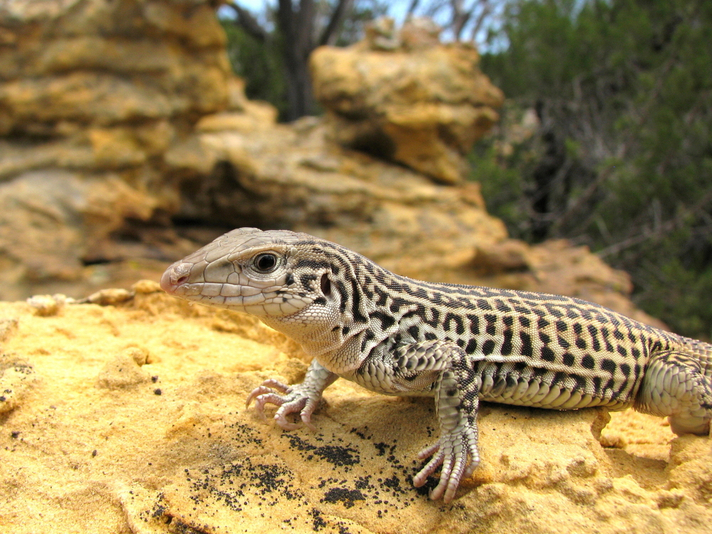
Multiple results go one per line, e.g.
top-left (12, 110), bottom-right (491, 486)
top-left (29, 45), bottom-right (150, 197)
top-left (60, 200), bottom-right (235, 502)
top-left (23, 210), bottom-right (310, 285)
top-left (475, 359), bottom-right (632, 411)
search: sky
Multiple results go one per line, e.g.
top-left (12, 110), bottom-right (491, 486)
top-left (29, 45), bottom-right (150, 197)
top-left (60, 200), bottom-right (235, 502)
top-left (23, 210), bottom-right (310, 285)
top-left (219, 0), bottom-right (496, 47)
top-left (221, 1), bottom-right (427, 30)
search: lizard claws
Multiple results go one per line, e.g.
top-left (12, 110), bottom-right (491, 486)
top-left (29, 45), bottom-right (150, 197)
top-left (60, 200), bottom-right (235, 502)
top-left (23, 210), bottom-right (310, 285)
top-left (246, 378), bottom-right (320, 431)
top-left (413, 427), bottom-right (480, 503)
top-left (246, 379), bottom-right (293, 407)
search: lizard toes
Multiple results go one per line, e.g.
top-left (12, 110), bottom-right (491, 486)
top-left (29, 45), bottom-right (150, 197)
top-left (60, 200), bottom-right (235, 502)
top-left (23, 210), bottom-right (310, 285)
top-left (439, 454), bottom-right (467, 503)
top-left (274, 412), bottom-right (302, 430)
top-left (417, 442), bottom-right (440, 460)
top-left (273, 398), bottom-right (309, 430)
top-left (246, 385), bottom-right (284, 408)
top-left (413, 448), bottom-right (444, 488)
top-left (261, 378), bottom-right (293, 394)
top-left (301, 412), bottom-right (317, 431)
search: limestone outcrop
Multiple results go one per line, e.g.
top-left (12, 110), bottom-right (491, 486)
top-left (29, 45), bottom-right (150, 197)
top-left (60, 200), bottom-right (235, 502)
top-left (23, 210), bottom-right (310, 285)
top-left (0, 0), bottom-right (232, 289)
top-left (0, 1), bottom-right (512, 306)
top-left (0, 287), bottom-right (709, 533)
top-left (0, 1), bottom-right (646, 331)
top-left (310, 18), bottom-right (504, 185)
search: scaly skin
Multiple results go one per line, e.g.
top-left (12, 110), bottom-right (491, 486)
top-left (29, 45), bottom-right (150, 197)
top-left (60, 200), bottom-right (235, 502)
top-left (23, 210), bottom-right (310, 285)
top-left (161, 227), bottom-right (712, 502)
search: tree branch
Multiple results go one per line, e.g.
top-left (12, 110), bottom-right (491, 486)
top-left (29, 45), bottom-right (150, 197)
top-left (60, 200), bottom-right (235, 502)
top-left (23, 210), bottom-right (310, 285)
top-left (469, 0), bottom-right (491, 43)
top-left (224, 2), bottom-right (270, 43)
top-left (407, 0), bottom-right (421, 16)
top-left (277, 0), bottom-right (295, 43)
top-left (450, 0), bottom-right (472, 41)
top-left (319, 0), bottom-right (354, 46)
top-left (294, 0), bottom-right (315, 57)
top-left (597, 188), bottom-right (712, 258)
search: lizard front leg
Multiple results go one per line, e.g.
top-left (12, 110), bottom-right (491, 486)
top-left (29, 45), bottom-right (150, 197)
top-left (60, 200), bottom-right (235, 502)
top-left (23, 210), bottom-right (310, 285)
top-left (247, 358), bottom-right (338, 430)
top-left (356, 340), bottom-right (482, 503)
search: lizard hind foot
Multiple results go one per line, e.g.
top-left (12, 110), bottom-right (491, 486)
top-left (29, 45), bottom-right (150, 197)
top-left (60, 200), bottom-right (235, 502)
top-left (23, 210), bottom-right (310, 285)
top-left (413, 426), bottom-right (480, 503)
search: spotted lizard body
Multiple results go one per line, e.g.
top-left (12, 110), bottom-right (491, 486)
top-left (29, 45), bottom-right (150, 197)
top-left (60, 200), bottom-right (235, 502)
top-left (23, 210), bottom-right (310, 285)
top-left (160, 228), bottom-right (712, 502)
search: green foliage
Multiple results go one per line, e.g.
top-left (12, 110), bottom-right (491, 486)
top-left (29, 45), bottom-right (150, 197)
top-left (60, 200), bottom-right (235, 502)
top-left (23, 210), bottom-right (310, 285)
top-left (469, 105), bottom-right (540, 236)
top-left (471, 145), bottom-right (527, 231)
top-left (332, 0), bottom-right (390, 45)
top-left (221, 19), bottom-right (290, 119)
top-left (635, 233), bottom-right (712, 340)
top-left (478, 0), bottom-right (712, 339)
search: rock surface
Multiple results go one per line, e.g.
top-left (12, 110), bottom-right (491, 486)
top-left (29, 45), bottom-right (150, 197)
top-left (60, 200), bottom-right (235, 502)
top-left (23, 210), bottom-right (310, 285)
top-left (0, 0), bottom-right (657, 337)
top-left (0, 0), bottom-right (232, 292)
top-left (1, 284), bottom-right (710, 533)
top-left (310, 18), bottom-right (504, 184)
top-left (163, 114), bottom-right (507, 280)
top-left (0, 1), bottom-right (507, 300)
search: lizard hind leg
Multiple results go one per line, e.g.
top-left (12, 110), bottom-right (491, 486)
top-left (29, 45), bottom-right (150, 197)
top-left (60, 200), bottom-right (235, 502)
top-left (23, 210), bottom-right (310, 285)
top-left (357, 340), bottom-right (483, 502)
top-left (636, 350), bottom-right (712, 435)
top-left (409, 346), bottom-right (482, 502)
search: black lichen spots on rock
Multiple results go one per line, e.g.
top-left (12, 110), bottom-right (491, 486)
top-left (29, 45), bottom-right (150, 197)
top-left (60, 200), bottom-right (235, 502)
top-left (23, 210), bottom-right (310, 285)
top-left (148, 496), bottom-right (169, 521)
top-left (168, 518), bottom-right (208, 533)
top-left (166, 453), bottom-right (338, 533)
top-left (225, 420), bottom-right (264, 447)
top-left (283, 434), bottom-right (360, 467)
top-left (182, 456), bottom-right (306, 515)
top-left (318, 472), bottom-right (415, 514)
top-left (348, 426), bottom-right (372, 441)
top-left (354, 475), bottom-right (371, 490)
top-left (310, 509), bottom-right (357, 533)
top-left (251, 463), bottom-right (304, 503)
top-left (373, 474), bottom-right (411, 506)
top-left (140, 494), bottom-right (183, 531)
top-left (381, 475), bottom-right (404, 494)
top-left (373, 442), bottom-right (389, 456)
top-left (310, 508), bottom-right (327, 531)
top-left (321, 487), bottom-right (366, 509)
top-left (313, 444), bottom-right (360, 467)
top-left (318, 430), bottom-right (427, 508)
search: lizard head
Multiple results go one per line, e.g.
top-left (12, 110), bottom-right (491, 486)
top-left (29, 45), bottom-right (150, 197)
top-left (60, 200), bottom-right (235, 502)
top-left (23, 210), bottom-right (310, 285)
top-left (160, 227), bottom-right (339, 320)
top-left (160, 227), bottom-right (374, 358)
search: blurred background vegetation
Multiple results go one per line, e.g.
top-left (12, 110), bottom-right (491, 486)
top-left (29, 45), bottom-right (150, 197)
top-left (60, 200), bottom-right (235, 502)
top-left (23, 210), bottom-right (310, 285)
top-left (220, 0), bottom-right (712, 340)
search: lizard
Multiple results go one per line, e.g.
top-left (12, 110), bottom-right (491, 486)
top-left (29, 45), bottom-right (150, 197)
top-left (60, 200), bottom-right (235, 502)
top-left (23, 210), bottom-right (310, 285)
top-left (160, 227), bottom-right (712, 502)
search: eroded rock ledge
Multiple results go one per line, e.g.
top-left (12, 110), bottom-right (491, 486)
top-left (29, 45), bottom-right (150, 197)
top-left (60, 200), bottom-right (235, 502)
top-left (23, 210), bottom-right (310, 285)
top-left (0, 0), bottom-right (659, 338)
top-left (0, 285), bottom-right (710, 533)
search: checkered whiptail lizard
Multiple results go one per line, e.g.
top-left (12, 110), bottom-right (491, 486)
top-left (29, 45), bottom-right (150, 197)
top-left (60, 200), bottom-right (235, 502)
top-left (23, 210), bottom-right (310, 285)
top-left (161, 228), bottom-right (712, 502)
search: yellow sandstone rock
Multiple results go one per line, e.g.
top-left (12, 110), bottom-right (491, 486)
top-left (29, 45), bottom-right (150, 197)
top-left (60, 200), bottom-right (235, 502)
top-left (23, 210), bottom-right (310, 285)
top-left (0, 286), bottom-right (709, 533)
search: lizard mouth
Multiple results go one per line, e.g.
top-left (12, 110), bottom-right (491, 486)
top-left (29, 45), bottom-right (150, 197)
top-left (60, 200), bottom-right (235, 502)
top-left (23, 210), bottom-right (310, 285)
top-left (160, 259), bottom-right (311, 317)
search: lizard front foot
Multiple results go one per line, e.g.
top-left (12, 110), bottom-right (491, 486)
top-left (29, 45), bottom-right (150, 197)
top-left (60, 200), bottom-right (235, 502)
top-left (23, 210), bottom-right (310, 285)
top-left (246, 378), bottom-right (321, 430)
top-left (413, 424), bottom-right (480, 502)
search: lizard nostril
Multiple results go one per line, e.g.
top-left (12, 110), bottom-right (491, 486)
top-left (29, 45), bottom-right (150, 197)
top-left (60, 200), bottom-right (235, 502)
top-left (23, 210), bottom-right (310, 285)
top-left (161, 264), bottom-right (191, 293)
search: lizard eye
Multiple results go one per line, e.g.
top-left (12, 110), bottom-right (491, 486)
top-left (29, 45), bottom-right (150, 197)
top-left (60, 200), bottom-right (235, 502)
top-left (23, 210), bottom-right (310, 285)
top-left (253, 253), bottom-right (279, 273)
